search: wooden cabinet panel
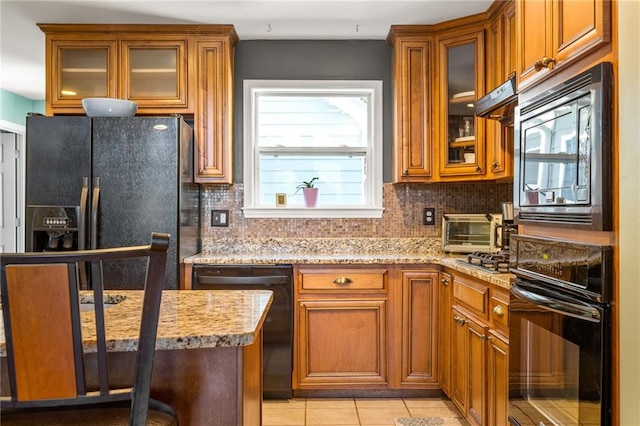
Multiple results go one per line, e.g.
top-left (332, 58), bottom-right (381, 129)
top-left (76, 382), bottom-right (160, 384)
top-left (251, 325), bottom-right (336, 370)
top-left (516, 0), bottom-right (611, 90)
top-left (390, 37), bottom-right (434, 182)
top-left (119, 38), bottom-right (189, 109)
top-left (490, 286), bottom-right (510, 335)
top-left (444, 269), bottom-right (510, 425)
top-left (467, 317), bottom-right (488, 426)
top-left (517, 0), bottom-right (552, 86)
top-left (487, 331), bottom-right (509, 426)
top-left (294, 265), bottom-right (389, 390)
top-left (453, 275), bottom-right (490, 319)
top-left (194, 38), bottom-right (235, 184)
top-left (450, 306), bottom-right (468, 413)
top-left (553, 0), bottom-right (611, 65)
top-left (300, 268), bottom-right (387, 291)
top-left (450, 306), bottom-right (488, 426)
top-left (438, 272), bottom-right (453, 395)
top-left (46, 38), bottom-right (118, 112)
top-left (296, 299), bottom-right (387, 388)
top-left (399, 270), bottom-right (438, 386)
top-left (486, 0), bottom-right (515, 180)
top-left (437, 28), bottom-right (486, 180)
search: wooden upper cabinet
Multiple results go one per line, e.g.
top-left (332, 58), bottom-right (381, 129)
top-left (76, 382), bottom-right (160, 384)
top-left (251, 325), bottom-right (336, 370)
top-left (119, 38), bottom-right (189, 109)
top-left (437, 28), bottom-right (486, 180)
top-left (516, 0), bottom-right (611, 90)
top-left (485, 0), bottom-right (515, 181)
top-left (388, 29), bottom-right (434, 183)
top-left (194, 38), bottom-right (235, 184)
top-left (47, 38), bottom-right (118, 110)
top-left (39, 25), bottom-right (195, 115)
top-left (39, 24), bottom-right (238, 184)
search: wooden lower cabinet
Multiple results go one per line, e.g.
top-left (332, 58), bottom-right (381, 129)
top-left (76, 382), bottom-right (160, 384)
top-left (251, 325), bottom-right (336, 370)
top-left (438, 272), bottom-right (453, 395)
top-left (467, 316), bottom-right (488, 426)
top-left (296, 298), bottom-right (388, 388)
top-left (487, 331), bottom-right (509, 426)
top-left (293, 265), bottom-right (441, 392)
top-left (294, 266), bottom-right (389, 390)
top-left (450, 305), bottom-right (488, 426)
top-left (444, 269), bottom-right (510, 426)
top-left (398, 269), bottom-right (439, 387)
top-left (450, 306), bottom-right (469, 412)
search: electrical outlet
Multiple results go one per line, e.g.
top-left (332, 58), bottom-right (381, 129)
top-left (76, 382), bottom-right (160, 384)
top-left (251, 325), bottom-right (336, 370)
top-left (211, 210), bottom-right (229, 227)
top-left (423, 207), bottom-right (436, 225)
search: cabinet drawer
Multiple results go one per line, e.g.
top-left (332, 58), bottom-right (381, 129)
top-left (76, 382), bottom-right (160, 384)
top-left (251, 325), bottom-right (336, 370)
top-left (490, 286), bottom-right (509, 332)
top-left (453, 275), bottom-right (489, 319)
top-left (300, 268), bottom-right (387, 291)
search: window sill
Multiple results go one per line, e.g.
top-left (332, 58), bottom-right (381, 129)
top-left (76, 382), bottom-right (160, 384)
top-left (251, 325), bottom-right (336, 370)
top-left (242, 207), bottom-right (384, 219)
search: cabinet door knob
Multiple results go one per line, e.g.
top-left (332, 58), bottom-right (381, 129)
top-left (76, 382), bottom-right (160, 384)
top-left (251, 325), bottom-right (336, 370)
top-left (333, 277), bottom-right (353, 285)
top-left (493, 305), bottom-right (504, 317)
top-left (492, 161), bottom-right (500, 170)
top-left (441, 278), bottom-right (449, 286)
top-left (534, 56), bottom-right (556, 71)
top-left (403, 169), bottom-right (409, 176)
top-left (476, 166), bottom-right (482, 173)
top-left (453, 316), bottom-right (467, 325)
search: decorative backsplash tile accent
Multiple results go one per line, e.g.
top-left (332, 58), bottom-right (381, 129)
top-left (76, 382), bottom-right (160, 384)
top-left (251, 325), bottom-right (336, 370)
top-left (200, 182), bottom-right (512, 239)
top-left (200, 237), bottom-right (442, 255)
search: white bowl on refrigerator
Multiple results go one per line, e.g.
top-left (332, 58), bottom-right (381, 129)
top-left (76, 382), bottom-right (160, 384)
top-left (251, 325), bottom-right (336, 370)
top-left (82, 98), bottom-right (138, 117)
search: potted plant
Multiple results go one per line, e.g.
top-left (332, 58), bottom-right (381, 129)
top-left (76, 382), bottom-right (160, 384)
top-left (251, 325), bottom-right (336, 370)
top-left (295, 177), bottom-right (319, 207)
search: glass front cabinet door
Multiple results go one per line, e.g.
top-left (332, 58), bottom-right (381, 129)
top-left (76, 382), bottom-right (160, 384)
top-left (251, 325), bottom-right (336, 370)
top-left (45, 36), bottom-right (189, 113)
top-left (49, 39), bottom-right (118, 109)
top-left (437, 30), bottom-right (485, 179)
top-left (120, 39), bottom-right (189, 109)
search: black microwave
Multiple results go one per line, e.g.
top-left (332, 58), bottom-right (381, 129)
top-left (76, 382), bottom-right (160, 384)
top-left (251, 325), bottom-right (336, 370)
top-left (513, 62), bottom-right (613, 231)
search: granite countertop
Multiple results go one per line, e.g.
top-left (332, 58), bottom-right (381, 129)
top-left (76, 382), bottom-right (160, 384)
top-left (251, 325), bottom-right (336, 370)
top-left (0, 289), bottom-right (273, 357)
top-left (186, 238), bottom-right (513, 289)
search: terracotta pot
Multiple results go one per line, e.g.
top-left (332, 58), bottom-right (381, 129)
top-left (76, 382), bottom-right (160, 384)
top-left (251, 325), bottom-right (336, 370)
top-left (303, 187), bottom-right (319, 207)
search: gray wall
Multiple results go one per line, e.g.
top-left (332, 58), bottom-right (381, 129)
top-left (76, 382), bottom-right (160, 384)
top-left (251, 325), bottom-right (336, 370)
top-left (233, 40), bottom-right (393, 182)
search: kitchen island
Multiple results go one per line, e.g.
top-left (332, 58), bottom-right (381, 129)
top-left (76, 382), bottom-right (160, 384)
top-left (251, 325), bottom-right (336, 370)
top-left (1, 289), bottom-right (273, 426)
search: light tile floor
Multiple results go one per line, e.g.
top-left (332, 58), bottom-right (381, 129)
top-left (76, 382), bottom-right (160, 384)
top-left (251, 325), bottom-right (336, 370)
top-left (263, 397), bottom-right (470, 426)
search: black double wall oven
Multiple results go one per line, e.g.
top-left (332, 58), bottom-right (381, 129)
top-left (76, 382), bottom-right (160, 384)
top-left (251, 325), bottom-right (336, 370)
top-left (508, 235), bottom-right (612, 426)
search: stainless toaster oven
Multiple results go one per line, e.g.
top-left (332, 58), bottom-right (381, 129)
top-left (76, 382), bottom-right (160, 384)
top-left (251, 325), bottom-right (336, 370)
top-left (442, 213), bottom-right (503, 253)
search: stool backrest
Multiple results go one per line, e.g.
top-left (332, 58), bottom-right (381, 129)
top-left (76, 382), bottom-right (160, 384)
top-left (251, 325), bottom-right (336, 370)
top-left (0, 232), bottom-right (170, 424)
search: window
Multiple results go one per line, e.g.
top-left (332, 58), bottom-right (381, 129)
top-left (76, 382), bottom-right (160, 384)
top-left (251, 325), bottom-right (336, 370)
top-left (243, 80), bottom-right (383, 218)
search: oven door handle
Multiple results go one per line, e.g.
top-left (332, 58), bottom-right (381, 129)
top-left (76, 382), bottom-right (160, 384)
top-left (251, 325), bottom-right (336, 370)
top-left (511, 282), bottom-right (601, 322)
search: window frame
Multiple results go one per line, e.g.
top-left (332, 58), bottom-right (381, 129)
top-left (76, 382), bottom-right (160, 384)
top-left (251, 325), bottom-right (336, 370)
top-left (242, 79), bottom-right (384, 218)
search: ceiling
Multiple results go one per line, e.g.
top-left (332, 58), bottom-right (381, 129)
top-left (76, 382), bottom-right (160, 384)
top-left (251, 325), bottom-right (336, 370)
top-left (0, 0), bottom-right (492, 100)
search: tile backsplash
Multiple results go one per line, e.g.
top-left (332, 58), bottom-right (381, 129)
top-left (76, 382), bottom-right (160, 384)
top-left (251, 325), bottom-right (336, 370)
top-left (201, 182), bottom-right (512, 239)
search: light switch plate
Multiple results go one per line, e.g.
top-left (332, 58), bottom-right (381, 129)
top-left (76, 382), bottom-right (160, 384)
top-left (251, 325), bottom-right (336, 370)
top-left (211, 210), bottom-right (229, 227)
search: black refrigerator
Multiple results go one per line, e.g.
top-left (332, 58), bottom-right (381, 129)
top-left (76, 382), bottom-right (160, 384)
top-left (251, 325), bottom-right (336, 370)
top-left (25, 115), bottom-right (200, 290)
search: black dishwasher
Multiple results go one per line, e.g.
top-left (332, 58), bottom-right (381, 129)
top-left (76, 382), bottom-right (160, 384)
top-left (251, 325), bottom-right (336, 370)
top-left (192, 264), bottom-right (293, 399)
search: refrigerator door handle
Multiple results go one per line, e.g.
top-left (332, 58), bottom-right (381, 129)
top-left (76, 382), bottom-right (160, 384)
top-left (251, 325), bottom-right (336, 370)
top-left (78, 177), bottom-right (90, 288)
top-left (79, 177), bottom-right (89, 250)
top-left (91, 177), bottom-right (100, 250)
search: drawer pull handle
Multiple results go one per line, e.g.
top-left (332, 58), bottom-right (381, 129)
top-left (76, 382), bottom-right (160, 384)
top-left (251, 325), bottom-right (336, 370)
top-left (493, 305), bottom-right (505, 317)
top-left (333, 277), bottom-right (353, 285)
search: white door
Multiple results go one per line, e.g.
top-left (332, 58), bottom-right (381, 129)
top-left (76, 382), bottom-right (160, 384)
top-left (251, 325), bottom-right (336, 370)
top-left (1, 131), bottom-right (19, 252)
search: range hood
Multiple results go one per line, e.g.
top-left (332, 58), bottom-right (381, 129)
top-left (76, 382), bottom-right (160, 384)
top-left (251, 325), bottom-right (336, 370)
top-left (475, 74), bottom-right (517, 125)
